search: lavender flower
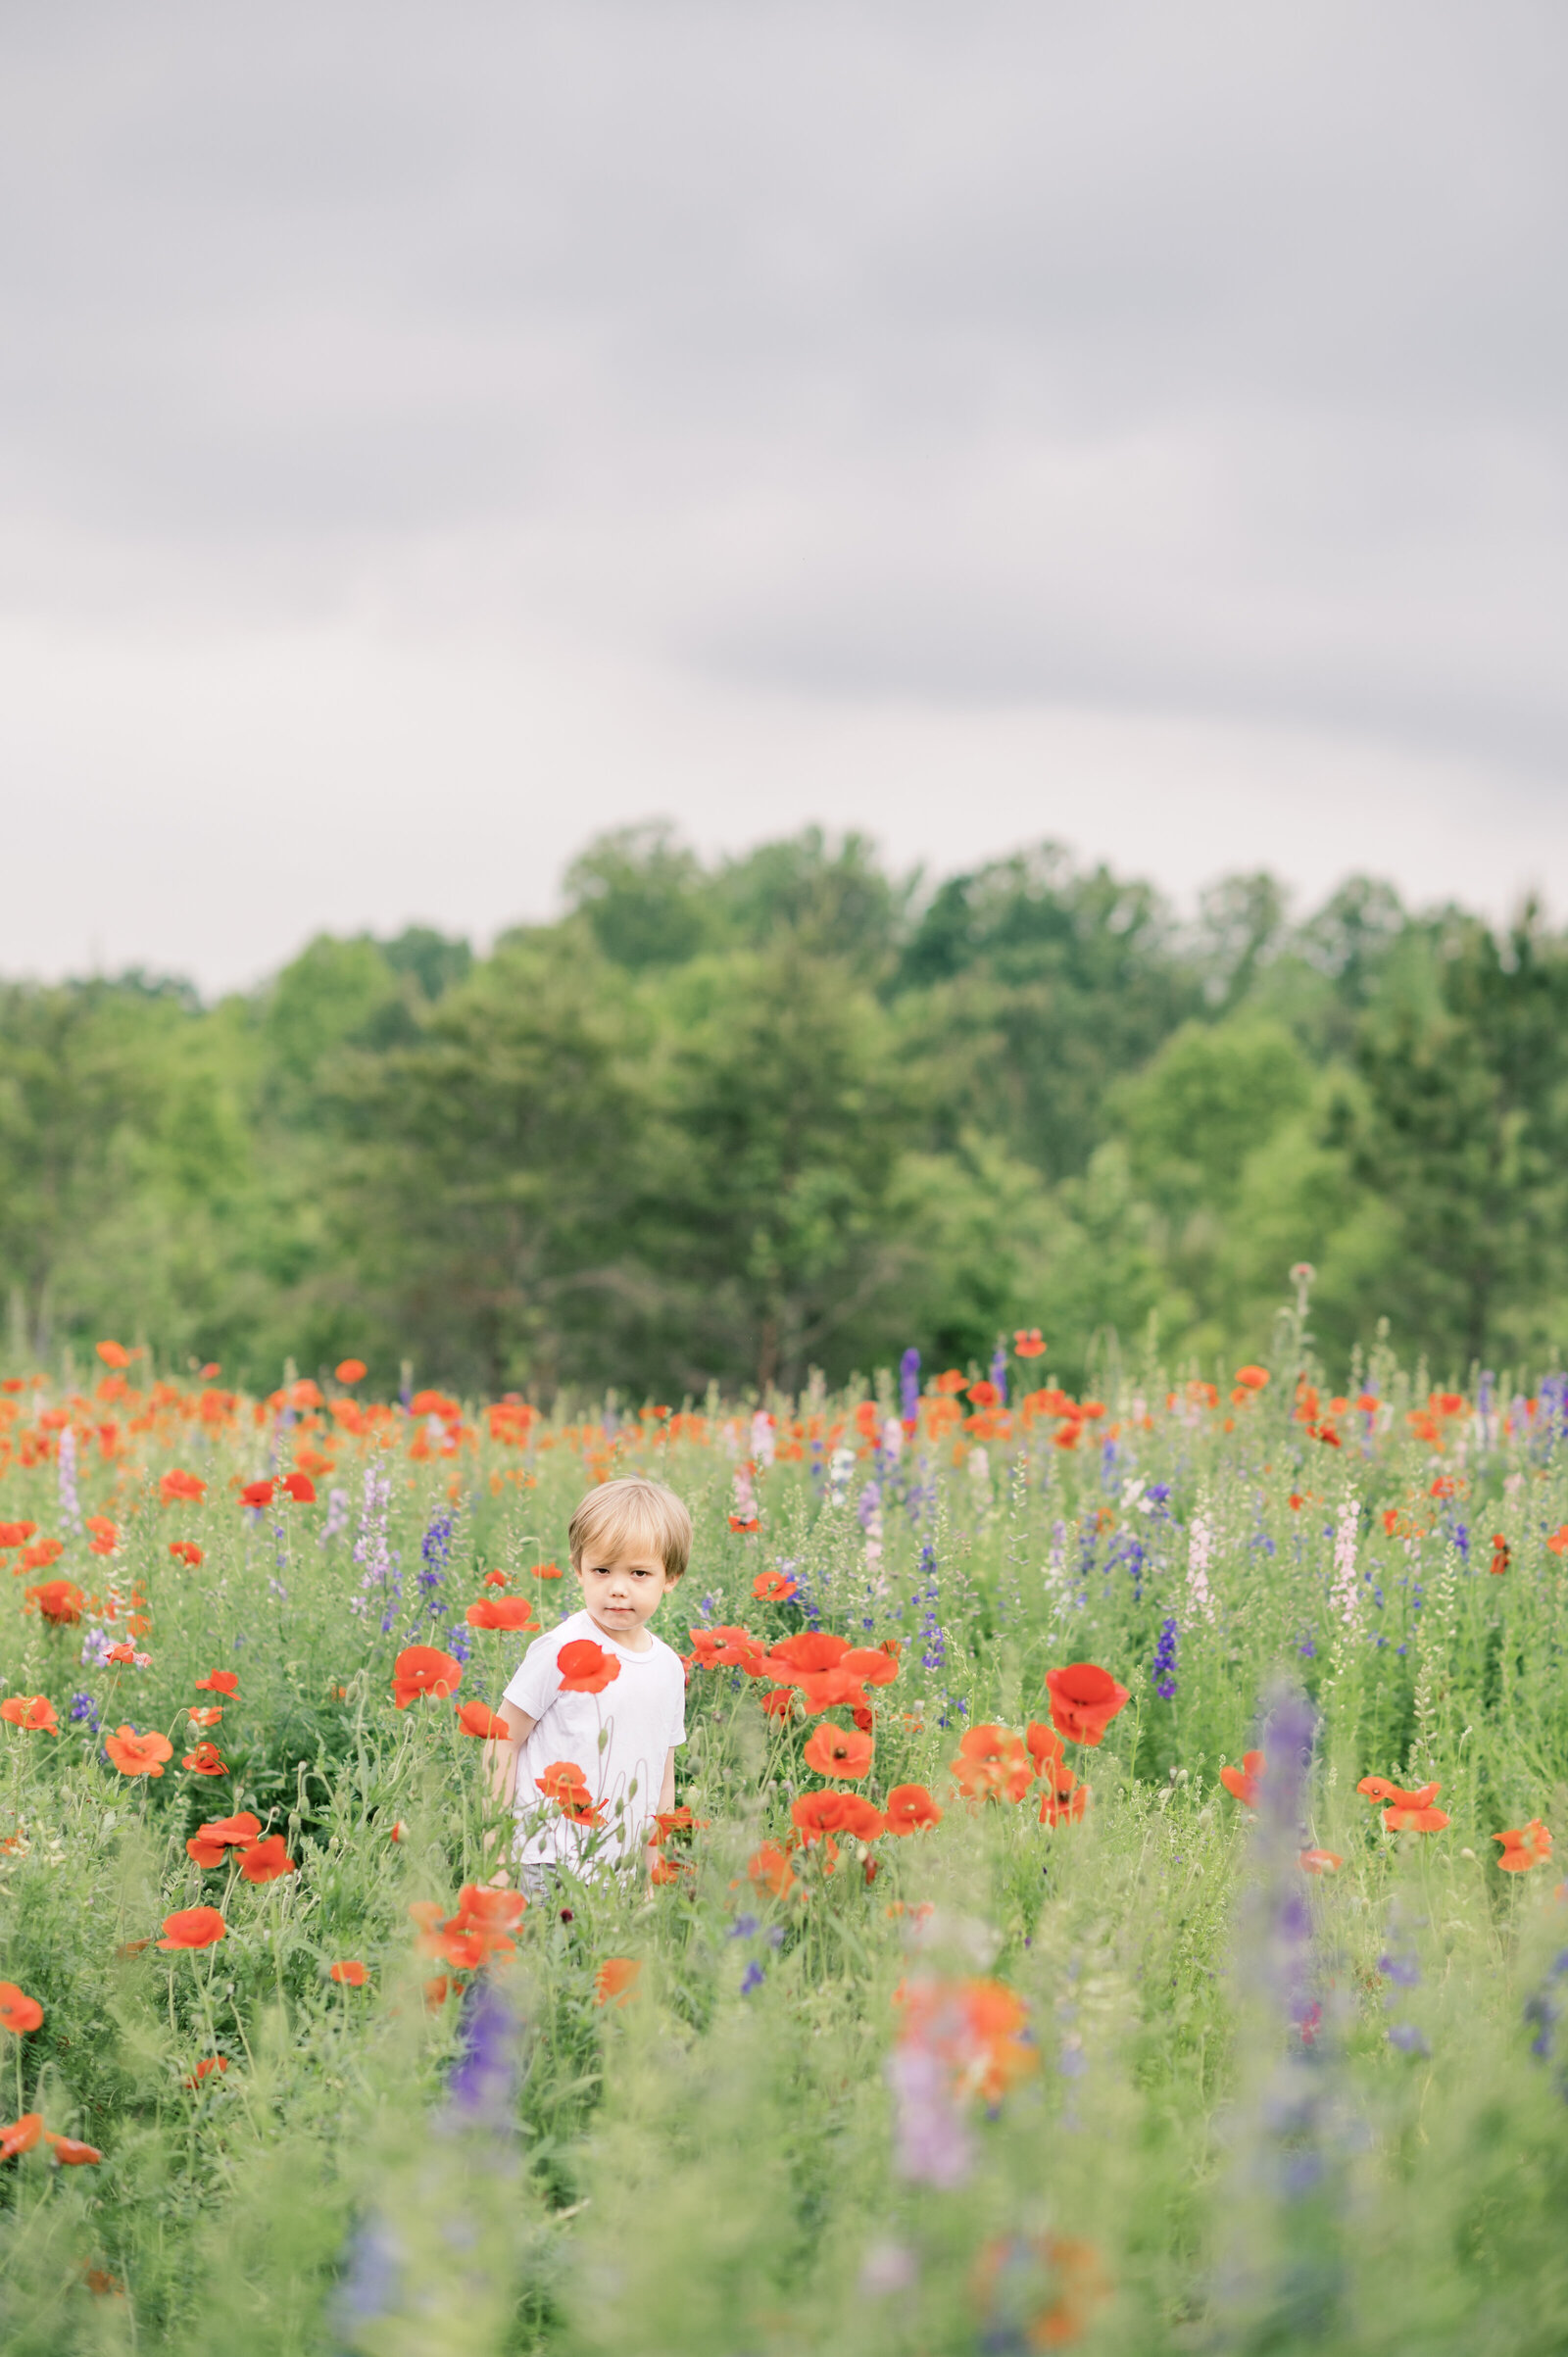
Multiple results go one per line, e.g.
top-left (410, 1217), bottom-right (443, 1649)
top-left (351, 1465), bottom-right (398, 1630)
top-left (68, 1693), bottom-right (99, 1732)
top-left (443, 1978), bottom-right (519, 2131)
top-left (887, 2039), bottom-right (973, 2188)
top-left (900, 1347), bottom-right (920, 1425)
top-left (914, 1544), bottom-right (946, 1670)
top-left (57, 1424), bottom-right (83, 1537)
top-left (318, 1487), bottom-right (351, 1546)
top-left (989, 1339), bottom-right (1008, 1405)
top-left (1187, 1511), bottom-right (1216, 1622)
top-left (1152, 1616), bottom-right (1179, 1700)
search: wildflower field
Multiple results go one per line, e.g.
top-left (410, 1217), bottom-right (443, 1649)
top-left (0, 1307), bottom-right (1566, 2357)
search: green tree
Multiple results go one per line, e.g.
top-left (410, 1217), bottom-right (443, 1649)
top-left (1341, 908), bottom-right (1568, 1371)
top-left (646, 945), bottom-right (920, 1392)
top-left (320, 931), bottom-right (653, 1394)
top-left (893, 845), bottom-right (1199, 1178)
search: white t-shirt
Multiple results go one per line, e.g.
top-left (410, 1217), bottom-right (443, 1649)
top-left (502, 1609), bottom-right (686, 1874)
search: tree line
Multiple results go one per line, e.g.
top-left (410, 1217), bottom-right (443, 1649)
top-left (3, 823), bottom-right (1565, 1398)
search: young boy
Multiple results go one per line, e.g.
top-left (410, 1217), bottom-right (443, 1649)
top-left (483, 1475), bottom-right (691, 1884)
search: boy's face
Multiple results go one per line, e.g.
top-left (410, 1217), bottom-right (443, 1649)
top-left (575, 1542), bottom-right (673, 1648)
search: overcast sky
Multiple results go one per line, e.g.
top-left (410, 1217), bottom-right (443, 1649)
top-left (2, 3), bottom-right (1565, 992)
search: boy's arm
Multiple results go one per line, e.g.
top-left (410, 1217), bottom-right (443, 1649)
top-left (482, 1699), bottom-right (535, 1812)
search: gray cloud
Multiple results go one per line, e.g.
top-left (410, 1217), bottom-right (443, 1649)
top-left (1, 2), bottom-right (1565, 985)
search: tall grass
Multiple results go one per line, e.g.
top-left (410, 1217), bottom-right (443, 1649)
top-left (0, 1321), bottom-right (1564, 2354)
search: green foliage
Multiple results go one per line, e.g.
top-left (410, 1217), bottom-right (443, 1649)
top-left (3, 832), bottom-right (1567, 1394)
top-left (0, 1344), bottom-right (1563, 2353)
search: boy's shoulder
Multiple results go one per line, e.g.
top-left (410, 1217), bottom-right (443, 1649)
top-left (521, 1609), bottom-right (591, 1658)
top-left (642, 1626), bottom-right (684, 1672)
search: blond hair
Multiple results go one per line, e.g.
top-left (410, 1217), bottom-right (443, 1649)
top-left (567, 1477), bottom-right (691, 1582)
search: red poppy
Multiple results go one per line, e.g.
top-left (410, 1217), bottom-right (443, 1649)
top-left (97, 1340), bottom-right (130, 1369)
top-left (1221, 1750), bottom-right (1265, 1808)
top-left (105, 1726), bottom-right (172, 1778)
top-left (967, 1380), bottom-right (1000, 1408)
top-left (1235, 1365), bottom-right (1270, 1390)
top-left (1299, 1848), bottom-right (1343, 1873)
top-left (595, 1957), bottom-right (641, 2006)
top-left (728, 1514), bottom-right (760, 1534)
top-left (973, 2232), bottom-right (1107, 2349)
top-left (237, 1836), bottom-right (296, 1884)
top-left (182, 1743), bottom-right (227, 1777)
top-left (20, 1540), bottom-right (65, 1573)
top-left (199, 1810), bottom-right (262, 1844)
top-left (24, 1579), bottom-right (84, 1627)
top-left (1494, 1818), bottom-right (1552, 1872)
top-left (0, 1984), bottom-right (43, 2035)
top-left (1043, 1662), bottom-right (1130, 1746)
top-left (759, 1687), bottom-right (796, 1720)
top-left (329, 1961), bottom-right (368, 1986)
top-left (187, 1705), bottom-right (222, 1728)
top-left (45, 2133), bottom-right (102, 2165)
top-left (106, 1643), bottom-right (138, 1665)
top-left (0, 1522), bottom-right (37, 1547)
top-left (239, 1479), bottom-right (276, 1508)
top-left (1039, 1760), bottom-right (1089, 1825)
top-left (0, 2114), bottom-right (42, 2159)
top-left (1359, 1777), bottom-right (1446, 1833)
top-left (529, 1560), bottom-right (564, 1580)
top-left (423, 1976), bottom-right (451, 2009)
top-left (391, 1646), bottom-right (464, 1708)
top-left (1013, 1329), bottom-right (1046, 1357)
top-left (185, 2055), bottom-right (228, 2087)
top-left (465, 1595), bottom-right (538, 1632)
top-left (160, 1470), bottom-right (206, 1504)
top-left (951, 1724), bottom-right (1034, 1803)
top-left (1024, 1721), bottom-right (1064, 1772)
top-left (885, 1783), bottom-right (942, 1834)
top-left (85, 1516), bottom-right (119, 1556)
top-left (791, 1792), bottom-right (849, 1842)
top-left (651, 1807), bottom-right (707, 1845)
top-left (688, 1625), bottom-right (767, 1674)
top-left (788, 1666), bottom-right (870, 1714)
top-left (1489, 1536), bottom-right (1510, 1576)
top-left (803, 1723), bottom-right (874, 1779)
top-left (452, 1884), bottom-right (528, 1931)
top-left (169, 1541), bottom-right (204, 1567)
top-left (893, 1976), bottom-right (1038, 2101)
top-left (158, 1906), bottom-right (227, 1950)
top-left (933, 1370), bottom-right (968, 1395)
top-left (278, 1472), bottom-right (315, 1503)
top-left (538, 1760), bottom-right (589, 1802)
top-left (840, 1646), bottom-right (900, 1689)
top-left (747, 1841), bottom-right (797, 1896)
top-left (834, 1793), bottom-right (887, 1841)
top-left (752, 1569), bottom-right (797, 1601)
top-left (1, 1695), bottom-right (58, 1734)
top-left (195, 1670), bottom-right (240, 1695)
top-left (456, 1699), bottom-right (509, 1739)
top-left (765, 1631), bottom-right (852, 1678)
top-left (335, 1359), bottom-right (367, 1383)
top-left (557, 1640), bottom-right (619, 1695)
top-left (1385, 1796), bottom-right (1448, 1833)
